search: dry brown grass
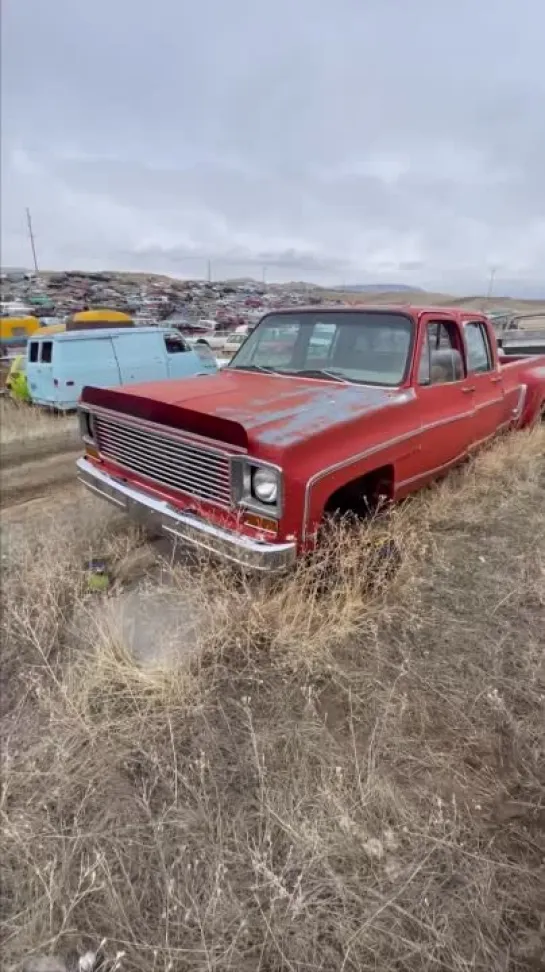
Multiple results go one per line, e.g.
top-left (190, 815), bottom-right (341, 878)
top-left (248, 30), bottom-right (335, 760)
top-left (1, 429), bottom-right (544, 971)
top-left (320, 289), bottom-right (545, 315)
top-left (0, 399), bottom-right (77, 447)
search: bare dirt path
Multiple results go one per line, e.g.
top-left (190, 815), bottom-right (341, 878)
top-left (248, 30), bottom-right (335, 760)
top-left (0, 451), bottom-right (80, 510)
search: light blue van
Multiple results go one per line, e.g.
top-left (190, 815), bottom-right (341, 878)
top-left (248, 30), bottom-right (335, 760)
top-left (25, 326), bottom-right (217, 410)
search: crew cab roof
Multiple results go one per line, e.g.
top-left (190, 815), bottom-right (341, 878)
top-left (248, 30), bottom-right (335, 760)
top-left (260, 305), bottom-right (489, 320)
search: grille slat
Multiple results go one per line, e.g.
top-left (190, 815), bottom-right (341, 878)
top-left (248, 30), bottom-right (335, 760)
top-left (96, 417), bottom-right (228, 465)
top-left (96, 442), bottom-right (231, 498)
top-left (97, 436), bottom-right (229, 481)
top-left (94, 415), bottom-right (232, 507)
top-left (103, 455), bottom-right (231, 503)
top-left (97, 431), bottom-right (230, 484)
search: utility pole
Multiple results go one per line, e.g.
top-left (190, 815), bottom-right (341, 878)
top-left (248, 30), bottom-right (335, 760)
top-left (26, 207), bottom-right (39, 274)
top-left (487, 265), bottom-right (497, 300)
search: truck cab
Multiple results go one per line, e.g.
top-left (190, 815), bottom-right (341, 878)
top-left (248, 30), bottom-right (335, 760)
top-left (76, 306), bottom-right (545, 572)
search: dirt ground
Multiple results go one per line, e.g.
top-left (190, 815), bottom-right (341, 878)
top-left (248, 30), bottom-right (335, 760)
top-left (0, 452), bottom-right (79, 511)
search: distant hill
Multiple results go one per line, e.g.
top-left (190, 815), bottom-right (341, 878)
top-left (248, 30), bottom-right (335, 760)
top-left (331, 284), bottom-right (423, 294)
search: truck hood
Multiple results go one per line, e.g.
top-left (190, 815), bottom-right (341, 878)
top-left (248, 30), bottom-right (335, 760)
top-left (81, 370), bottom-right (412, 455)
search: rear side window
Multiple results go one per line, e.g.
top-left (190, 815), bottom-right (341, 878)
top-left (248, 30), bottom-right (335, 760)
top-left (464, 322), bottom-right (493, 373)
top-left (28, 342), bottom-right (39, 363)
top-left (41, 341), bottom-right (53, 363)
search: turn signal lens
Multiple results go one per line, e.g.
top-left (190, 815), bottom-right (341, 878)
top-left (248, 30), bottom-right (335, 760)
top-left (243, 512), bottom-right (278, 534)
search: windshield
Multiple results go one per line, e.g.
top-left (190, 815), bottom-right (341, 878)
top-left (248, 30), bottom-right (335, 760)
top-left (227, 311), bottom-right (414, 386)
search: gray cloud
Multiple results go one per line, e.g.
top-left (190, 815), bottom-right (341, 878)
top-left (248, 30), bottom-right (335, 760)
top-left (2, 0), bottom-right (544, 294)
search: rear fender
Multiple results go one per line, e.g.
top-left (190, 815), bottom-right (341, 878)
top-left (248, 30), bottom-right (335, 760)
top-left (519, 370), bottom-right (545, 426)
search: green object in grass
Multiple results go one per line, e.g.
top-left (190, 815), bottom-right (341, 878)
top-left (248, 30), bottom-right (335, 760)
top-left (7, 355), bottom-right (31, 403)
top-left (85, 558), bottom-right (110, 593)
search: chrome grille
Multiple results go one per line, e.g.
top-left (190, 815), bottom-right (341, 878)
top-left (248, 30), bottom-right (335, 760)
top-left (94, 414), bottom-right (232, 507)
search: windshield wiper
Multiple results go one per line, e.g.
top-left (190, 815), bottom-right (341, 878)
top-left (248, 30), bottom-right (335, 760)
top-left (296, 368), bottom-right (350, 383)
top-left (228, 364), bottom-right (278, 375)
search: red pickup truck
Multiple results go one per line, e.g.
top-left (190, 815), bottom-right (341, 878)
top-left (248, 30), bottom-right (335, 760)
top-left (77, 306), bottom-right (545, 572)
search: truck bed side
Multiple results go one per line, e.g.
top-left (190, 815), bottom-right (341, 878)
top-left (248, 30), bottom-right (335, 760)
top-left (498, 354), bottom-right (545, 425)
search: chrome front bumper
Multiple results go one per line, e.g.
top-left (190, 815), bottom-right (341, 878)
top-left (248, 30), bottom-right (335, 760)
top-left (77, 457), bottom-right (297, 573)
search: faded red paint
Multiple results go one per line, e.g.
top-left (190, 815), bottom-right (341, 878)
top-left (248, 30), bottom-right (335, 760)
top-left (79, 306), bottom-right (545, 557)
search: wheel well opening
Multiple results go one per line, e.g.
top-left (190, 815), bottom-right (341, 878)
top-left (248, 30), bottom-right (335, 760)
top-left (323, 465), bottom-right (395, 520)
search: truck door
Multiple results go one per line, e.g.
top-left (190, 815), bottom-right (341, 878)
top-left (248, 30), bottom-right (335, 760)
top-left (461, 320), bottom-right (507, 447)
top-left (407, 316), bottom-right (475, 488)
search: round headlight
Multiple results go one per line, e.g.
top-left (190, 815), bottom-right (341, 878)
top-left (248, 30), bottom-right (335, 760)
top-left (252, 467), bottom-right (278, 504)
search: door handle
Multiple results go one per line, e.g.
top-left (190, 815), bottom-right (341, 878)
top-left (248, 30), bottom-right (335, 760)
top-left (462, 386), bottom-right (476, 394)
top-left (490, 376), bottom-right (502, 384)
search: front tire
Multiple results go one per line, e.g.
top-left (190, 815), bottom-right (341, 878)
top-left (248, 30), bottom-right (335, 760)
top-left (311, 512), bottom-right (402, 596)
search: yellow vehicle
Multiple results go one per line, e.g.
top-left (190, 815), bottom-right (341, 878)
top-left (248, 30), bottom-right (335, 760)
top-left (5, 354), bottom-right (31, 403)
top-left (0, 315), bottom-right (40, 350)
top-left (36, 310), bottom-right (134, 339)
top-left (37, 322), bottom-right (66, 337)
top-left (67, 309), bottom-right (134, 329)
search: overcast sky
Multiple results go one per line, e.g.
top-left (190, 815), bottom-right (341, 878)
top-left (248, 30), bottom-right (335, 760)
top-left (2, 0), bottom-right (544, 294)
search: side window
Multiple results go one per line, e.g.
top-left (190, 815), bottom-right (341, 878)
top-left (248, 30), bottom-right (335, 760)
top-left (431, 322), bottom-right (455, 350)
top-left (28, 342), bottom-right (39, 363)
top-left (418, 320), bottom-right (464, 385)
top-left (40, 341), bottom-right (53, 363)
top-left (164, 333), bottom-right (189, 354)
top-left (464, 322), bottom-right (493, 373)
